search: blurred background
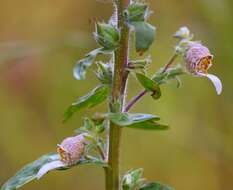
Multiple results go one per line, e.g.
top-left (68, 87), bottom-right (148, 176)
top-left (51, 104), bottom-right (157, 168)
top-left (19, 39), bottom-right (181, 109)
top-left (0, 0), bottom-right (232, 189)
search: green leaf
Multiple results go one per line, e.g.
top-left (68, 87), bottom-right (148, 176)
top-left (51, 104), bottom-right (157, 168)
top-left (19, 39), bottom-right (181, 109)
top-left (1, 153), bottom-right (107, 190)
top-left (128, 120), bottom-right (169, 130)
top-left (1, 153), bottom-right (59, 190)
top-left (131, 22), bottom-right (156, 53)
top-left (139, 182), bottom-right (175, 190)
top-left (108, 113), bottom-right (167, 130)
top-left (136, 73), bottom-right (161, 99)
top-left (73, 48), bottom-right (111, 80)
top-left (108, 113), bottom-right (160, 126)
top-left (64, 85), bottom-right (109, 122)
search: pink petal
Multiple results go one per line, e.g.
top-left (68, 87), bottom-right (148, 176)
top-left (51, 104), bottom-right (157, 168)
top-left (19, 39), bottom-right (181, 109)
top-left (198, 73), bottom-right (222, 95)
top-left (37, 161), bottom-right (66, 179)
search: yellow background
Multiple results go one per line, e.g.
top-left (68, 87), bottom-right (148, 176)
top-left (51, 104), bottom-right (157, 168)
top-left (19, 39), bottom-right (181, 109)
top-left (0, 0), bottom-right (232, 189)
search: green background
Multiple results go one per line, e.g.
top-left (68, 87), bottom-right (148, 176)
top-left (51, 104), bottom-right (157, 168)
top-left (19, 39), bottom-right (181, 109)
top-left (0, 0), bottom-right (232, 189)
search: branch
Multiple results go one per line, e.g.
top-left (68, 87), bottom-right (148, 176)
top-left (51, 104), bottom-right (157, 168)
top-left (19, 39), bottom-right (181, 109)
top-left (124, 53), bottom-right (178, 112)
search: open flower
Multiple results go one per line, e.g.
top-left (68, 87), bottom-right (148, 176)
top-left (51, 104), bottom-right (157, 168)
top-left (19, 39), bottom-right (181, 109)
top-left (37, 134), bottom-right (86, 179)
top-left (184, 42), bottom-right (222, 95)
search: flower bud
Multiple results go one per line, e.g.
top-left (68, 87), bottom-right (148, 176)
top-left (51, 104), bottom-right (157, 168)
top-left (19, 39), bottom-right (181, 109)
top-left (122, 168), bottom-right (144, 189)
top-left (174, 26), bottom-right (191, 39)
top-left (94, 22), bottom-right (120, 49)
top-left (57, 134), bottom-right (86, 165)
top-left (125, 2), bottom-right (148, 22)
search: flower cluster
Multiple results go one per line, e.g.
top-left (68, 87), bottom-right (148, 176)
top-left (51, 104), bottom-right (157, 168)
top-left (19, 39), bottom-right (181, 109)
top-left (175, 27), bottom-right (222, 95)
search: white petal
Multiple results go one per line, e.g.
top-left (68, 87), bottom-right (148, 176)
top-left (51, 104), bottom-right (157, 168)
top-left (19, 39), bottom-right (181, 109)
top-left (37, 161), bottom-right (66, 179)
top-left (198, 73), bottom-right (222, 95)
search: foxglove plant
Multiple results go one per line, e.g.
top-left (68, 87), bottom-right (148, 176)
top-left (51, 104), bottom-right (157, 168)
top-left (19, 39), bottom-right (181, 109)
top-left (1, 1), bottom-right (222, 190)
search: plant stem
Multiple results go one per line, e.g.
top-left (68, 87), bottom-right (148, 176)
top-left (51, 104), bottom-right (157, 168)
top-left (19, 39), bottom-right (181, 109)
top-left (125, 53), bottom-right (178, 112)
top-left (105, 0), bottom-right (130, 190)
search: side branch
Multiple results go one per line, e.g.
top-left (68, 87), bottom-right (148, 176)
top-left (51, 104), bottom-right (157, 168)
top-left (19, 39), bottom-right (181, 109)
top-left (124, 53), bottom-right (178, 112)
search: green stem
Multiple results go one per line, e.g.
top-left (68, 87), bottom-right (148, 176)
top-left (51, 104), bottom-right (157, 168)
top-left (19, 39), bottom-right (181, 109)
top-left (105, 0), bottom-right (130, 189)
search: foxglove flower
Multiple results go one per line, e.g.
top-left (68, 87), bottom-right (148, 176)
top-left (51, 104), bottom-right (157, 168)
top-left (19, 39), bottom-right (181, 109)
top-left (37, 134), bottom-right (86, 179)
top-left (185, 42), bottom-right (222, 95)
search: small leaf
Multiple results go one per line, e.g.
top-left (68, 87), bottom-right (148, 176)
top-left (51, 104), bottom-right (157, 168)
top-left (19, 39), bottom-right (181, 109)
top-left (73, 48), bottom-right (111, 80)
top-left (1, 153), bottom-right (59, 190)
top-left (131, 22), bottom-right (156, 53)
top-left (108, 113), bottom-right (160, 126)
top-left (128, 120), bottom-right (169, 130)
top-left (64, 85), bottom-right (109, 122)
top-left (140, 182), bottom-right (175, 190)
top-left (108, 113), bottom-right (167, 130)
top-left (136, 73), bottom-right (161, 99)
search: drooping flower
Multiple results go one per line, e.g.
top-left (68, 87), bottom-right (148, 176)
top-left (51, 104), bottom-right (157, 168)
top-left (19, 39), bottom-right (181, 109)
top-left (37, 134), bottom-right (86, 179)
top-left (184, 42), bottom-right (222, 95)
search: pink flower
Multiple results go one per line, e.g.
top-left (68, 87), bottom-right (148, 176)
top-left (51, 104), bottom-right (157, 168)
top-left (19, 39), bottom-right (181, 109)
top-left (185, 42), bottom-right (222, 95)
top-left (37, 134), bottom-right (86, 179)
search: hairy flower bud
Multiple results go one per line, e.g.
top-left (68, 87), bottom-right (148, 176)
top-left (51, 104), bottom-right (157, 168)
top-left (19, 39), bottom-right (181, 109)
top-left (94, 22), bottom-right (120, 49)
top-left (57, 134), bottom-right (86, 165)
top-left (174, 26), bottom-right (191, 39)
top-left (184, 42), bottom-right (222, 95)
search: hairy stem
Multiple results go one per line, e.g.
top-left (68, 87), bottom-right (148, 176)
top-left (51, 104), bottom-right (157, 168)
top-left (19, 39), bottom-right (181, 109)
top-left (125, 54), bottom-right (178, 112)
top-left (105, 0), bottom-right (130, 189)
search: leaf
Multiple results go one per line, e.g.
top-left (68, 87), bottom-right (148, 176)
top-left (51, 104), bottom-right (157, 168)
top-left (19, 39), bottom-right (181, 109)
top-left (73, 48), bottom-right (111, 80)
top-left (139, 182), bottom-right (175, 190)
top-left (1, 153), bottom-right (59, 190)
top-left (64, 85), bottom-right (109, 122)
top-left (128, 120), bottom-right (169, 130)
top-left (108, 113), bottom-right (167, 130)
top-left (108, 113), bottom-right (160, 126)
top-left (136, 73), bottom-right (161, 99)
top-left (131, 22), bottom-right (156, 53)
top-left (1, 153), bottom-right (107, 190)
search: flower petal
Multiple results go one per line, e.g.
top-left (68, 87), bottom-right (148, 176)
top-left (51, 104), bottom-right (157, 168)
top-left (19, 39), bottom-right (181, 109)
top-left (198, 73), bottom-right (222, 95)
top-left (37, 160), bottom-right (66, 179)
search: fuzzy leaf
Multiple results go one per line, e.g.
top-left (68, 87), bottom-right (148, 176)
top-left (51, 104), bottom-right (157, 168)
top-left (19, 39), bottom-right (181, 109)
top-left (127, 120), bottom-right (169, 130)
top-left (64, 85), bottom-right (109, 122)
top-left (1, 153), bottom-right (59, 190)
top-left (73, 48), bottom-right (111, 80)
top-left (1, 154), bottom-right (107, 190)
top-left (140, 182), bottom-right (175, 190)
top-left (108, 113), bottom-right (167, 130)
top-left (131, 22), bottom-right (155, 53)
top-left (136, 73), bottom-right (161, 99)
top-left (108, 113), bottom-right (160, 126)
